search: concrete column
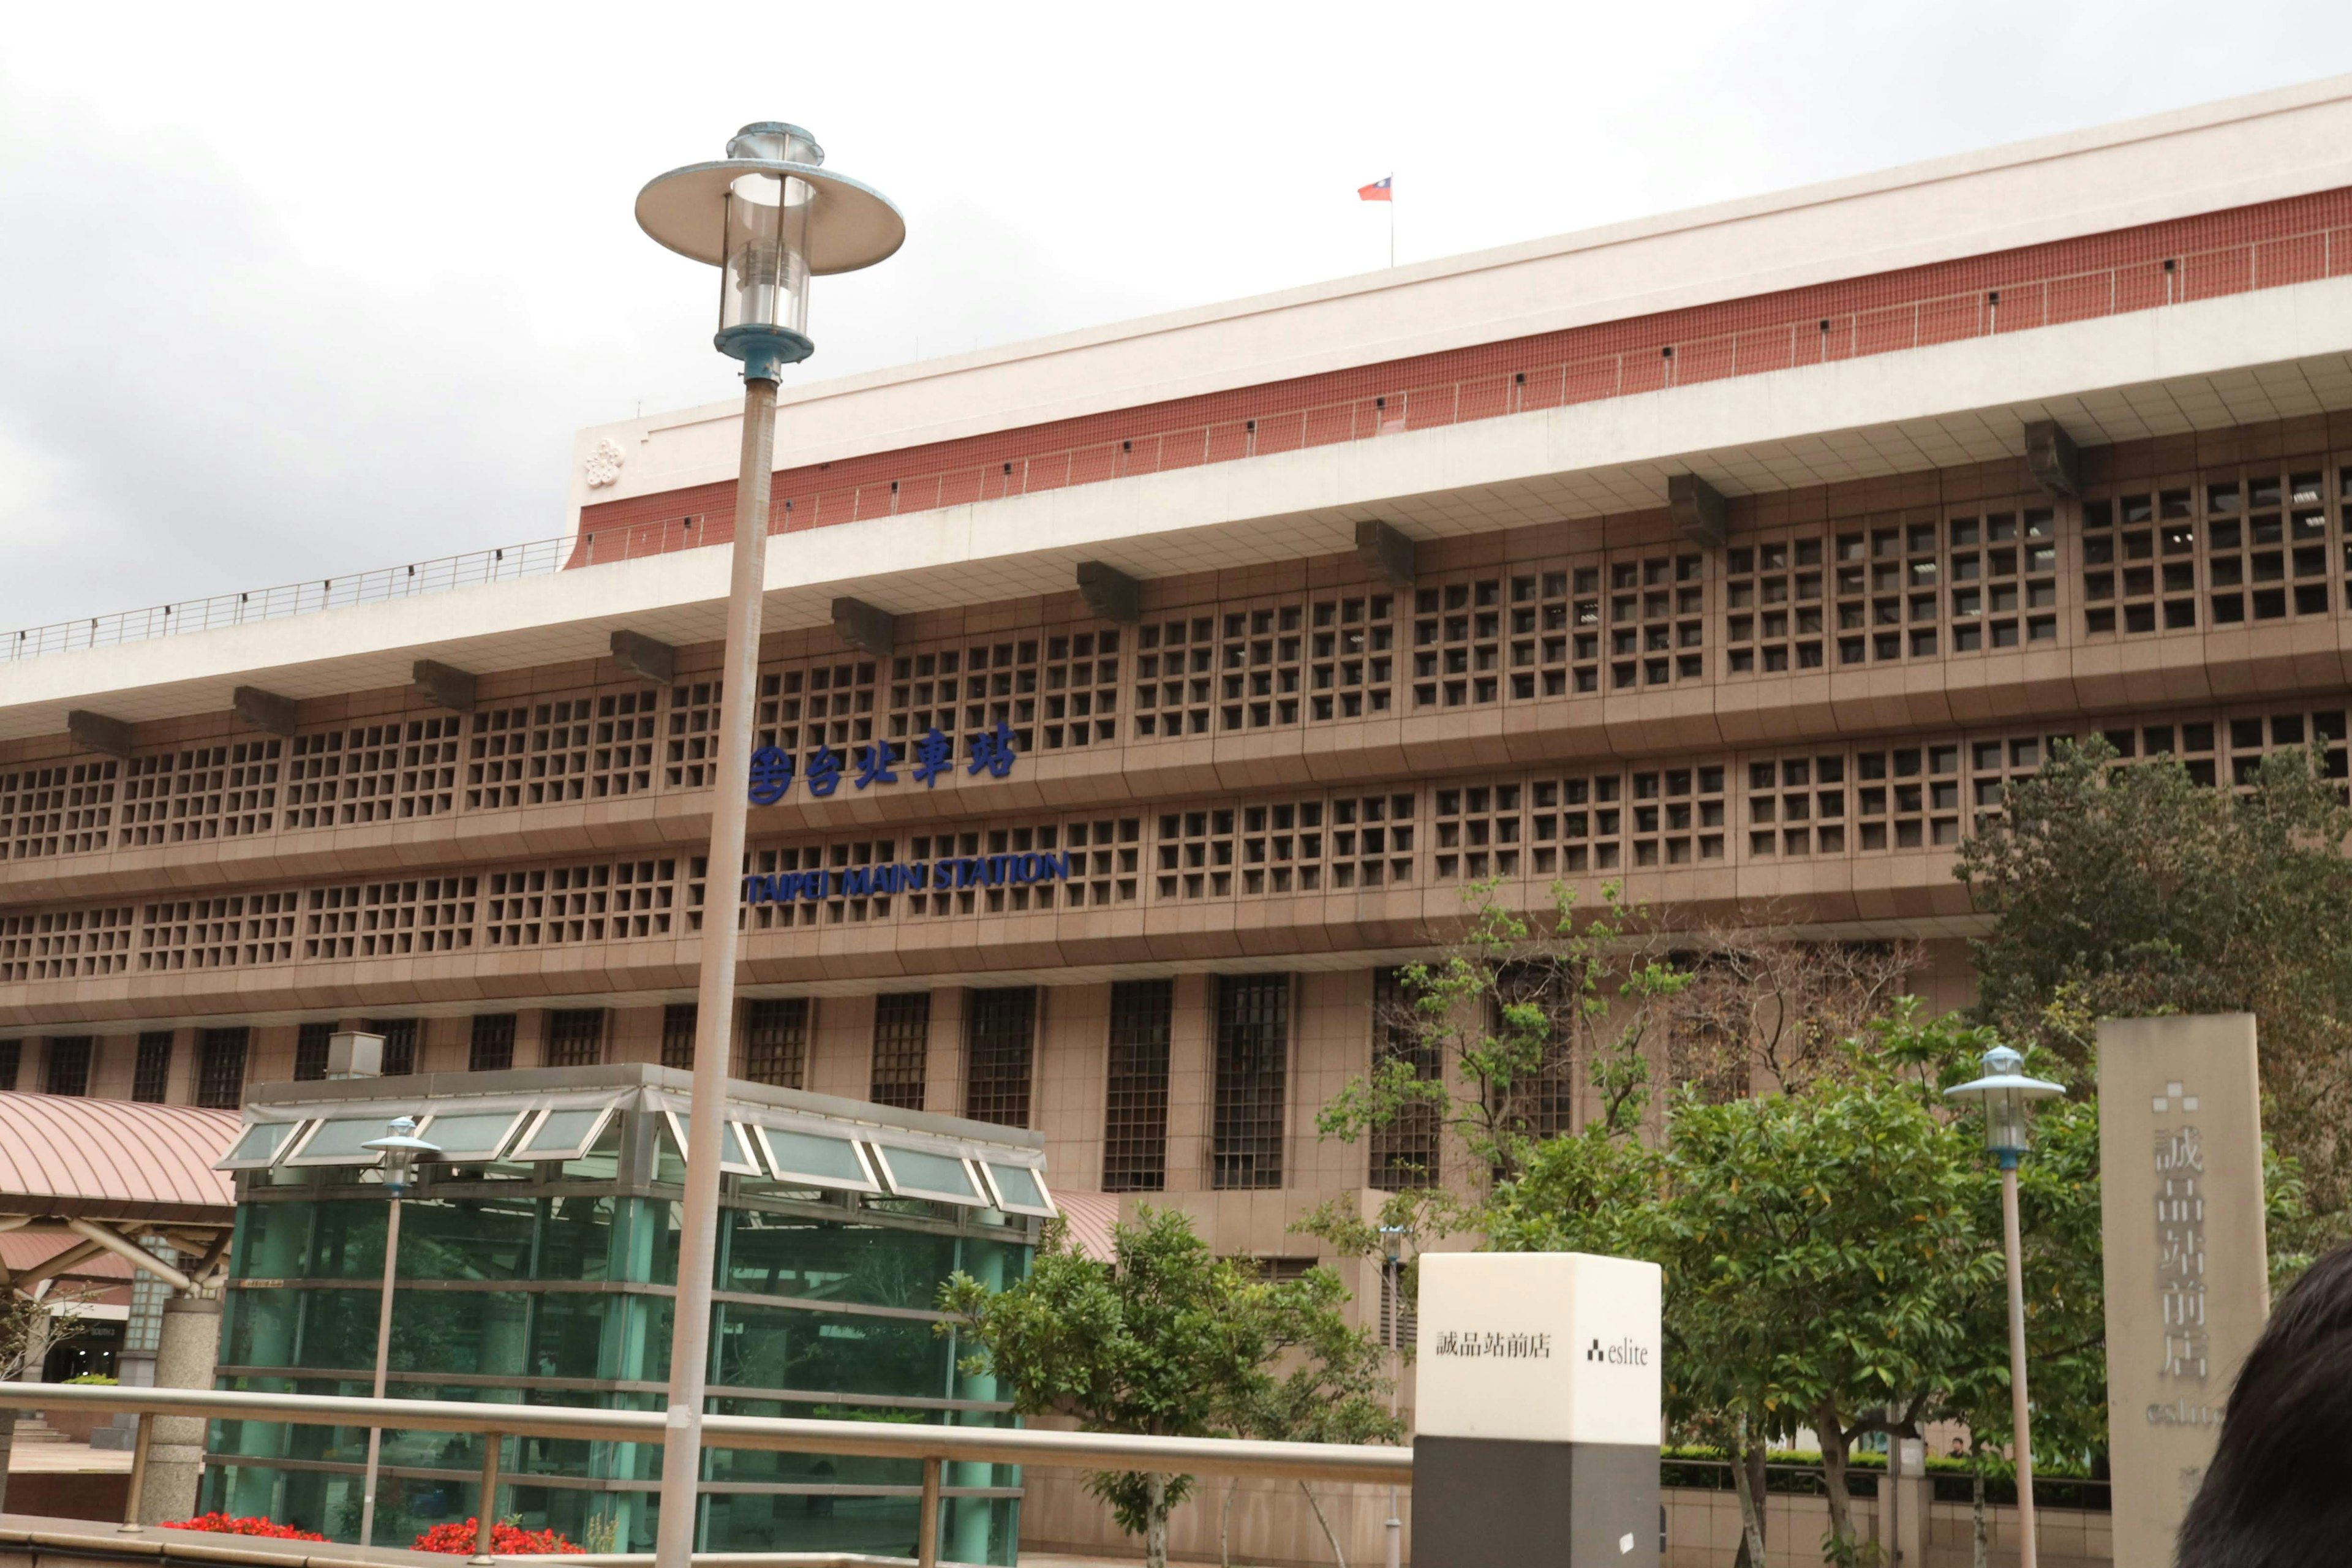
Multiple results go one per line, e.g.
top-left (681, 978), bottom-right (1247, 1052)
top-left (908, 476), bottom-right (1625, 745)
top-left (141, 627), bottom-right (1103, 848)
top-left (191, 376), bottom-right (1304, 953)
top-left (143, 1295), bottom-right (222, 1524)
top-left (928, 988), bottom-right (968, 1117)
top-left (1164, 974), bottom-right (1213, 1192)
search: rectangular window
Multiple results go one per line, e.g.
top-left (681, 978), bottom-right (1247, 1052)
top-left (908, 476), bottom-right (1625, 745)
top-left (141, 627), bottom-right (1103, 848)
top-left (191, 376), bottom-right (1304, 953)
top-left (546, 1009), bottom-right (605, 1068)
top-left (662, 1004), bottom-right (698, 1071)
top-left (469, 1014), bottom-right (517, 1073)
top-left (1492, 963), bottom-right (1575, 1139)
top-left (0, 1041), bottom-right (17, 1091)
top-left (1369, 969), bottom-right (1442, 1189)
top-left (870, 993), bottom-right (931, 1110)
top-left (964, 987), bottom-right (1038, 1128)
top-left (132, 1031), bottom-right (173, 1102)
top-left (364, 1019), bottom-right (420, 1077)
top-left (293, 1022), bottom-right (333, 1082)
top-left (1104, 979), bottom-right (1172, 1193)
top-left (43, 1037), bottom-right (92, 1097)
top-left (197, 1028), bottom-right (249, 1109)
top-left (1213, 974), bottom-right (1290, 1190)
top-left (743, 998), bottom-right (808, 1088)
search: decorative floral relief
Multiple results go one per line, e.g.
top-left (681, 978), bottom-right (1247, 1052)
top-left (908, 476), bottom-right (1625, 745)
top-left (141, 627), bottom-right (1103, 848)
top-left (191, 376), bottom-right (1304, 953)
top-left (584, 437), bottom-right (626, 488)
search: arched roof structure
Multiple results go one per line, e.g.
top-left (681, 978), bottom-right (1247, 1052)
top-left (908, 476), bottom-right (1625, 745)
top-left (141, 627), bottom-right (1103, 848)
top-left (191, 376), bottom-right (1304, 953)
top-left (0, 1093), bottom-right (238, 1226)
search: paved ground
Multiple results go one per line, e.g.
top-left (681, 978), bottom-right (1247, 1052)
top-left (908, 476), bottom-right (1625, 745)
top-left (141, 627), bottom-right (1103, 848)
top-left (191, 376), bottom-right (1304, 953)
top-left (6, 1440), bottom-right (129, 1473)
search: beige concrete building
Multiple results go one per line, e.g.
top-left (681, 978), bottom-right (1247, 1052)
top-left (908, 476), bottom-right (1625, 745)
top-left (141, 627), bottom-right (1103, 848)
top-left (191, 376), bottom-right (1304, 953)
top-left (7, 75), bottom-right (2352, 1560)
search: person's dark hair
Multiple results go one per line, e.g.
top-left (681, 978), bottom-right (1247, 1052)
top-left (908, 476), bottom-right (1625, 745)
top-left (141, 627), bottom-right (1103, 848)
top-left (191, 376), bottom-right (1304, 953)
top-left (2176, 1241), bottom-right (2352, 1566)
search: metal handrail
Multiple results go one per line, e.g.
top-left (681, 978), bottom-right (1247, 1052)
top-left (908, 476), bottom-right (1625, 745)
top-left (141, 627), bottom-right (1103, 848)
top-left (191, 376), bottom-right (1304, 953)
top-left (6, 214), bottom-right (2332, 671)
top-left (0, 1382), bottom-right (1407, 1485)
top-left (0, 1381), bottom-right (1406, 1568)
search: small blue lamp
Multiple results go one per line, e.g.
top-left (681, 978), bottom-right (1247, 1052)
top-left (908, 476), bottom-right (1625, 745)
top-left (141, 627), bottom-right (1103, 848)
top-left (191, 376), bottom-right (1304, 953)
top-left (636, 123), bottom-right (906, 382)
top-left (1944, 1043), bottom-right (2065, 1170)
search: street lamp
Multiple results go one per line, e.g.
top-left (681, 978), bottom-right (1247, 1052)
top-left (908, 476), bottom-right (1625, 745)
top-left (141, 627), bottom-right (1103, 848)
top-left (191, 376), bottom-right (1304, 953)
top-left (1379, 1225), bottom-right (1409, 1568)
top-left (1946, 1044), bottom-right (2064, 1568)
top-left (357, 1115), bottom-right (439, 1548)
top-left (635, 123), bottom-right (904, 1568)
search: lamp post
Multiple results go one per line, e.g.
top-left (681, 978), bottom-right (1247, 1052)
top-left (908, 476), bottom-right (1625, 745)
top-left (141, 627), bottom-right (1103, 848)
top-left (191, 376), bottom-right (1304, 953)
top-left (1379, 1224), bottom-right (1408, 1568)
top-left (357, 1115), bottom-right (439, 1548)
top-left (1945, 1044), bottom-right (2064, 1568)
top-left (635, 124), bottom-right (904, 1568)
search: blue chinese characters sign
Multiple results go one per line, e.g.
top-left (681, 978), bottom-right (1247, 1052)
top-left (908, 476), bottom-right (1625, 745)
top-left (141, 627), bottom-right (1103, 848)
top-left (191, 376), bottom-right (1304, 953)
top-left (748, 722), bottom-right (1016, 805)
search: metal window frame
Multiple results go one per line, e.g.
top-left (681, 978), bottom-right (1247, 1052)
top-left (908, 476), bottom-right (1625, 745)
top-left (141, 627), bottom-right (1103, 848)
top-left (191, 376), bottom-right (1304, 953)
top-left (412, 1107), bottom-right (534, 1164)
top-left (660, 1108), bottom-right (762, 1177)
top-left (749, 1122), bottom-right (882, 1194)
top-left (282, 1115), bottom-right (404, 1169)
top-left (508, 1104), bottom-right (619, 1164)
top-left (215, 1119), bottom-right (309, 1172)
top-left (865, 1144), bottom-right (987, 1207)
top-left (976, 1160), bottom-right (1056, 1219)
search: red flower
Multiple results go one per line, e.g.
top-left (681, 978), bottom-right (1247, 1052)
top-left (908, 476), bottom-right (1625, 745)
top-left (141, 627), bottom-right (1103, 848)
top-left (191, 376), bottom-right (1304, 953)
top-left (164, 1513), bottom-right (330, 1542)
top-left (413, 1519), bottom-right (586, 1556)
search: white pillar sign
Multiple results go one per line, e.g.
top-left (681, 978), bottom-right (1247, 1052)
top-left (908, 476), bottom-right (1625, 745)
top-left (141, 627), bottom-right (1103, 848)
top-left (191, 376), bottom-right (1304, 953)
top-left (2098, 1014), bottom-right (2269, 1567)
top-left (1412, 1253), bottom-right (1662, 1568)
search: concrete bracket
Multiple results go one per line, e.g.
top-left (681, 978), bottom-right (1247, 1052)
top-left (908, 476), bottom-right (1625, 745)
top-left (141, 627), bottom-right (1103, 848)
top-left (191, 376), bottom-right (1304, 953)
top-left (609, 630), bottom-right (678, 686)
top-left (66, 710), bottom-right (134, 758)
top-left (831, 597), bottom-right (898, 657)
top-left (1075, 561), bottom-right (1143, 624)
top-left (231, 685), bottom-right (300, 737)
top-left (2026, 418), bottom-right (2081, 498)
top-left (412, 660), bottom-right (478, 714)
top-left (1667, 473), bottom-right (1728, 549)
top-left (1355, 519), bottom-right (1416, 587)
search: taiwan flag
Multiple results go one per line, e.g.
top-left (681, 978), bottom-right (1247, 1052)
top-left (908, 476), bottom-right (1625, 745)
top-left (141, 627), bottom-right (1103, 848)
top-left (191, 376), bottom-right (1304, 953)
top-left (1358, 176), bottom-right (1392, 202)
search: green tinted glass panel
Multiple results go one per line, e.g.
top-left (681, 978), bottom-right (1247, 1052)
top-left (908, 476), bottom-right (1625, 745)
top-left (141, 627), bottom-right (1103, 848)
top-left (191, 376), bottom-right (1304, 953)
top-left (226, 1122), bottom-right (298, 1164)
top-left (982, 1164), bottom-right (1044, 1210)
top-left (398, 1197), bottom-right (536, 1281)
top-left (296, 1119), bottom-right (392, 1162)
top-left (761, 1129), bottom-right (869, 1184)
top-left (878, 1148), bottom-right (978, 1200)
top-left (668, 1113), bottom-right (756, 1167)
top-left (722, 1215), bottom-right (960, 1309)
top-left (714, 1300), bottom-right (952, 1400)
top-left (230, 1199), bottom-right (310, 1279)
top-left (528, 1292), bottom-right (671, 1383)
top-left (391, 1291), bottom-right (530, 1378)
top-left (304, 1200), bottom-right (391, 1278)
top-left (422, 1110), bottom-right (524, 1159)
top-left (518, 1109), bottom-right (608, 1158)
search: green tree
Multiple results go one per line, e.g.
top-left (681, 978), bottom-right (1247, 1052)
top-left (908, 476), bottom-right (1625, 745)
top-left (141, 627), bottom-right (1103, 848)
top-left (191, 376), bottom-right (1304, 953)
top-left (1486, 1013), bottom-right (2003, 1566)
top-left (1216, 1265), bottom-right (1403, 1568)
top-left (1958, 736), bottom-right (2352, 1226)
top-left (936, 1207), bottom-right (1392, 1568)
top-left (1313, 880), bottom-right (1684, 1230)
top-left (1875, 1010), bottom-right (2106, 1568)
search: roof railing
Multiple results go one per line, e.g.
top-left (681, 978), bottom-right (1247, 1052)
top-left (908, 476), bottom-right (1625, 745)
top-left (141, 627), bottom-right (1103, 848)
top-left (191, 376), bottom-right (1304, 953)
top-left (6, 213), bottom-right (2332, 669)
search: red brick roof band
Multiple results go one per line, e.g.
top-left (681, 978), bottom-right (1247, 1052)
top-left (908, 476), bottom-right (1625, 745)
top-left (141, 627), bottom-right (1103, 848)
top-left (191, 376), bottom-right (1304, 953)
top-left (575, 186), bottom-right (2352, 565)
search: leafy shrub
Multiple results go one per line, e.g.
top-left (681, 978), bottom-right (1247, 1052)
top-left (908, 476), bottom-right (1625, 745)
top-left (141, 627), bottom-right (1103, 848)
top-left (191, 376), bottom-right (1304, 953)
top-left (164, 1514), bottom-right (329, 1541)
top-left (413, 1519), bottom-right (584, 1555)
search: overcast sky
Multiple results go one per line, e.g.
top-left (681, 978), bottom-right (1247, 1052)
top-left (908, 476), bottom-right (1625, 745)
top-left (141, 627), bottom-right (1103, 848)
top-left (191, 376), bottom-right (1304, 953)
top-left (6, 2), bottom-right (2352, 633)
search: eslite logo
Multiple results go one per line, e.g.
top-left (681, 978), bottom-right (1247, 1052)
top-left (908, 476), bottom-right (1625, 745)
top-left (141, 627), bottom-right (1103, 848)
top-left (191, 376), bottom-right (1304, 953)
top-left (1586, 1336), bottom-right (1651, 1367)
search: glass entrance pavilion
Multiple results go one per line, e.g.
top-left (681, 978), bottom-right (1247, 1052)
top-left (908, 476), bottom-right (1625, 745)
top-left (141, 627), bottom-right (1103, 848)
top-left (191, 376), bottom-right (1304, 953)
top-left (203, 1063), bottom-right (1047, 1564)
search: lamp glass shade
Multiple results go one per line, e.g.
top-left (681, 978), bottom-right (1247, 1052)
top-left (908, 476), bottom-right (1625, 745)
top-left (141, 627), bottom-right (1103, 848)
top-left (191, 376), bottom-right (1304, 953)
top-left (720, 172), bottom-right (815, 341)
top-left (1980, 1085), bottom-right (2032, 1154)
top-left (1944, 1044), bottom-right (2065, 1156)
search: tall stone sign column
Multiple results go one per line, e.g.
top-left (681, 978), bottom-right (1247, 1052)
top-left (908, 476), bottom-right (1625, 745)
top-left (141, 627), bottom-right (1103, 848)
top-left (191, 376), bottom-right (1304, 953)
top-left (2098, 1014), bottom-right (2269, 1565)
top-left (1411, 1252), bottom-right (1661, 1568)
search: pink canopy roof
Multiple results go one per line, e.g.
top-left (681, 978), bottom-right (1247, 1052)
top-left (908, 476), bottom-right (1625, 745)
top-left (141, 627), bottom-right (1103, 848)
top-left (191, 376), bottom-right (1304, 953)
top-left (0, 1093), bottom-right (239, 1224)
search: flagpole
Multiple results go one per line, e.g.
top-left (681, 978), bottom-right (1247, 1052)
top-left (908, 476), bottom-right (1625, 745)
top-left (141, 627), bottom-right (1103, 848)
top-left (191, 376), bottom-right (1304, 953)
top-left (1388, 173), bottom-right (1395, 268)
